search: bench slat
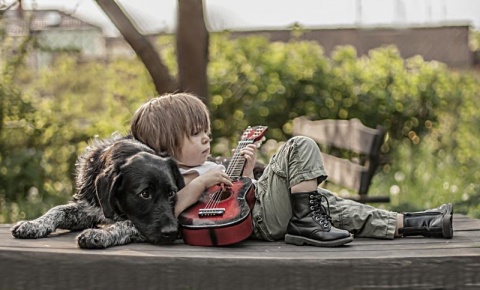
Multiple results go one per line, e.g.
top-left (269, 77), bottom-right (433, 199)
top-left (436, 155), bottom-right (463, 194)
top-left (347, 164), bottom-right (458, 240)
top-left (293, 117), bottom-right (384, 155)
top-left (321, 153), bottom-right (365, 191)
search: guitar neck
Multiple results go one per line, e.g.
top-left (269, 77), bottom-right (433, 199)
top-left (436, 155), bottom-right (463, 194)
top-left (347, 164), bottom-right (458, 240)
top-left (225, 140), bottom-right (252, 179)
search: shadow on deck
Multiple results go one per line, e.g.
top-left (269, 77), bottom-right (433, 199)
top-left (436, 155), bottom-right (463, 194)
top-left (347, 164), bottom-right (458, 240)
top-left (1, 214), bottom-right (479, 290)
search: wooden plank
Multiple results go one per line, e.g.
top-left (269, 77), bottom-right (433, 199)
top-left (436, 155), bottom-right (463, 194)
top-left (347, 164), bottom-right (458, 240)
top-left (2, 236), bottom-right (479, 259)
top-left (0, 214), bottom-right (479, 290)
top-left (1, 249), bottom-right (479, 290)
top-left (292, 117), bottom-right (384, 155)
top-left (321, 153), bottom-right (365, 190)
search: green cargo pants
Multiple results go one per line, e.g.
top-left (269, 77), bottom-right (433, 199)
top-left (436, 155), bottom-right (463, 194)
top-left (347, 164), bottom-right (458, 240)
top-left (251, 136), bottom-right (397, 241)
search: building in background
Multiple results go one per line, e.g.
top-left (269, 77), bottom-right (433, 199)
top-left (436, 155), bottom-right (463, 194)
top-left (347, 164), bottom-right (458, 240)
top-left (2, 9), bottom-right (105, 69)
top-left (1, 8), bottom-right (476, 69)
top-left (230, 23), bottom-right (474, 68)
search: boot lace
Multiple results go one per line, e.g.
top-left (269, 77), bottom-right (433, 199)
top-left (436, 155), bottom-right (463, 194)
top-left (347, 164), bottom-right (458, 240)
top-left (309, 193), bottom-right (332, 229)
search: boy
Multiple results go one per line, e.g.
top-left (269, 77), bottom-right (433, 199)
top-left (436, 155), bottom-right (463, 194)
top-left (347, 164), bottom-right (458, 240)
top-left (130, 93), bottom-right (453, 247)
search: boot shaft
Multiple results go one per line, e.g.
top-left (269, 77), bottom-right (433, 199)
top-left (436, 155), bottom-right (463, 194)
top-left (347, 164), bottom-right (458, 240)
top-left (400, 203), bottom-right (453, 239)
top-left (286, 191), bottom-right (353, 247)
top-left (289, 192), bottom-right (315, 219)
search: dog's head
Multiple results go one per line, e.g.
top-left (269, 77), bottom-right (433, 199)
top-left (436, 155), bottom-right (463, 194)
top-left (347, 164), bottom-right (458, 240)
top-left (95, 148), bottom-right (184, 245)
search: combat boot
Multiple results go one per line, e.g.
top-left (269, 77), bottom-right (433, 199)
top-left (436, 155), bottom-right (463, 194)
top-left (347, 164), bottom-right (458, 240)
top-left (285, 191), bottom-right (353, 247)
top-left (399, 203), bottom-right (453, 239)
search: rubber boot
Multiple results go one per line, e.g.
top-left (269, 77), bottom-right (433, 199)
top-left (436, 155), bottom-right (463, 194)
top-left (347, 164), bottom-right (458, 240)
top-left (399, 203), bottom-right (453, 239)
top-left (285, 191), bottom-right (353, 247)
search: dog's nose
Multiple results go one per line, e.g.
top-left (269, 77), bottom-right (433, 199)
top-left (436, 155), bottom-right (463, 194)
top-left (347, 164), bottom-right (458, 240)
top-left (161, 231), bottom-right (176, 239)
top-left (160, 226), bottom-right (178, 242)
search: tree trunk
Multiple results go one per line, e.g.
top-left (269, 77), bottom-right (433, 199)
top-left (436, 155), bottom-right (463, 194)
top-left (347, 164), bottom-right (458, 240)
top-left (176, 0), bottom-right (209, 104)
top-left (95, 0), bottom-right (177, 94)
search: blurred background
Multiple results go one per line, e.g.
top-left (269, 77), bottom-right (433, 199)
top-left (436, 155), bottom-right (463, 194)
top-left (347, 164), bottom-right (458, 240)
top-left (1, 0), bottom-right (479, 223)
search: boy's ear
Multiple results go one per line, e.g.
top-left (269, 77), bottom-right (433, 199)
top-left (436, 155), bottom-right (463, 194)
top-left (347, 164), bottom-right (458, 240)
top-left (167, 158), bottom-right (185, 190)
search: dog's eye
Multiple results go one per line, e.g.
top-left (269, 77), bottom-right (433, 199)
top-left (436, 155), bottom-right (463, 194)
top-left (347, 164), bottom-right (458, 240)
top-left (139, 190), bottom-right (151, 199)
top-left (168, 191), bottom-right (177, 198)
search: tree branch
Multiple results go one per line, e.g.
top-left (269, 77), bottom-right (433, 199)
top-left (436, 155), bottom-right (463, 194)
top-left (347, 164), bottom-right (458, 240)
top-left (95, 0), bottom-right (177, 94)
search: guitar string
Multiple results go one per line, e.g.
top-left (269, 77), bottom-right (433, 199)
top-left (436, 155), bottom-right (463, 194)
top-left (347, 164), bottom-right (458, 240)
top-left (204, 142), bottom-right (248, 210)
top-left (203, 140), bottom-right (252, 211)
top-left (201, 128), bottom-right (264, 212)
top-left (226, 141), bottom-right (248, 176)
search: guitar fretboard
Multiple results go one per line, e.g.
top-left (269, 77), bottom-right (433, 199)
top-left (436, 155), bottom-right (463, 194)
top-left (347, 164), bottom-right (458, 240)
top-left (225, 140), bottom-right (253, 178)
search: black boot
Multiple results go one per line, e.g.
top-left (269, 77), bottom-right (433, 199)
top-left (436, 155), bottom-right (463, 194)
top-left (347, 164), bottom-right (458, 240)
top-left (399, 203), bottom-right (453, 239)
top-left (285, 191), bottom-right (353, 247)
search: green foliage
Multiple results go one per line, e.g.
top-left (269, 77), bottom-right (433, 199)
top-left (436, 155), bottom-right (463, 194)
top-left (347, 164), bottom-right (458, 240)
top-left (207, 35), bottom-right (453, 155)
top-left (1, 30), bottom-right (479, 223)
top-left (0, 33), bottom-right (156, 221)
top-left (470, 29), bottom-right (480, 51)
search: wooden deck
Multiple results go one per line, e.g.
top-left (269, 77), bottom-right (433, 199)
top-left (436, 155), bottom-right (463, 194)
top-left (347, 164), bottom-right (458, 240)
top-left (1, 214), bottom-right (479, 290)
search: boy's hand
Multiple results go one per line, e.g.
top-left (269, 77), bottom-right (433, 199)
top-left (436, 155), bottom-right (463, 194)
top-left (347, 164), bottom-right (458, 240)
top-left (239, 144), bottom-right (257, 179)
top-left (174, 169), bottom-right (231, 218)
top-left (195, 168), bottom-right (232, 189)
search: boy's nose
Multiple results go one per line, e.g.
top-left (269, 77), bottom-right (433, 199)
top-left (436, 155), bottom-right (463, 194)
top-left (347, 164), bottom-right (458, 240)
top-left (201, 133), bottom-right (210, 143)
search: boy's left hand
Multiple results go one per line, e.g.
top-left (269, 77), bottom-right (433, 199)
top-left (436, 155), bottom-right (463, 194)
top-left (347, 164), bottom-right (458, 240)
top-left (239, 144), bottom-right (257, 179)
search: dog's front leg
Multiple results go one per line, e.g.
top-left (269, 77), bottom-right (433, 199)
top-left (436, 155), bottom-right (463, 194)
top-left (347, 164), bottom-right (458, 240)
top-left (11, 202), bottom-right (102, 239)
top-left (76, 220), bottom-right (146, 249)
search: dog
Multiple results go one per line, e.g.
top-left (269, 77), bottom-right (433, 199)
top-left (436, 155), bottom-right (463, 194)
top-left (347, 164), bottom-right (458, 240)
top-left (11, 134), bottom-right (185, 249)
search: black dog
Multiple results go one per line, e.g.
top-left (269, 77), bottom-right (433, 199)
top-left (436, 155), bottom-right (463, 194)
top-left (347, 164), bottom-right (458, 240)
top-left (11, 135), bottom-right (184, 249)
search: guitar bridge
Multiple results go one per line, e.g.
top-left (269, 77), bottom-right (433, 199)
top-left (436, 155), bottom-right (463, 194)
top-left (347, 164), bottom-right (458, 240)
top-left (198, 208), bottom-right (225, 217)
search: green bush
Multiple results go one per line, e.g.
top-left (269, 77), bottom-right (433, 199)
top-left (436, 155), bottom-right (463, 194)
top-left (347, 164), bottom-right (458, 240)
top-left (207, 35), bottom-right (452, 150)
top-left (0, 52), bottom-right (157, 222)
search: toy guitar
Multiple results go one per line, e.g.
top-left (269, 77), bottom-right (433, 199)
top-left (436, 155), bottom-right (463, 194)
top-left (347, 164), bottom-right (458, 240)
top-left (178, 126), bottom-right (268, 246)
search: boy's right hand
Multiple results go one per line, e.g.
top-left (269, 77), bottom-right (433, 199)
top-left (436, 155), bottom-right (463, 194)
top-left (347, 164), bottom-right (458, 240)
top-left (194, 169), bottom-right (232, 190)
top-left (174, 169), bottom-right (232, 217)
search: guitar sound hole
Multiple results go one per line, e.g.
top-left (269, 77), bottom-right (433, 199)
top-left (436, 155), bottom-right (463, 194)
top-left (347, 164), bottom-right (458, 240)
top-left (198, 188), bottom-right (233, 217)
top-left (218, 188), bottom-right (232, 200)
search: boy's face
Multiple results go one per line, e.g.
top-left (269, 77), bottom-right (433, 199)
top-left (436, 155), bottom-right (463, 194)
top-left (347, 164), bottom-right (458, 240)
top-left (176, 131), bottom-right (211, 167)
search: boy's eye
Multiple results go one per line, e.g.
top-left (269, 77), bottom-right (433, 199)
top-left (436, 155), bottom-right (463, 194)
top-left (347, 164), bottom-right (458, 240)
top-left (192, 130), bottom-right (201, 136)
top-left (191, 130), bottom-right (210, 138)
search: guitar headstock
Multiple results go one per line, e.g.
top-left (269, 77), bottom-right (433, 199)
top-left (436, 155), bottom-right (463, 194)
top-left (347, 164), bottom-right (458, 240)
top-left (241, 126), bottom-right (268, 143)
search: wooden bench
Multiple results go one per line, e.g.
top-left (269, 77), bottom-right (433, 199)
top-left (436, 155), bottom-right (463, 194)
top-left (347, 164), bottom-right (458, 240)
top-left (292, 116), bottom-right (389, 203)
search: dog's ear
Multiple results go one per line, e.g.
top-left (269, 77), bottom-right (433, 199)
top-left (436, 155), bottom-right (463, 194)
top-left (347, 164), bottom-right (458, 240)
top-left (166, 158), bottom-right (185, 190)
top-left (95, 170), bottom-right (123, 219)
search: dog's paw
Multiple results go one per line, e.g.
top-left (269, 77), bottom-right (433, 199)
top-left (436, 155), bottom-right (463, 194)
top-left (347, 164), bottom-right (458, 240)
top-left (11, 220), bottom-right (52, 239)
top-left (76, 229), bottom-right (111, 249)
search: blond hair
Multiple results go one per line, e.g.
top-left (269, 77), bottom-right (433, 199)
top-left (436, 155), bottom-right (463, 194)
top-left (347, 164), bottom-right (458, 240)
top-left (130, 93), bottom-right (210, 158)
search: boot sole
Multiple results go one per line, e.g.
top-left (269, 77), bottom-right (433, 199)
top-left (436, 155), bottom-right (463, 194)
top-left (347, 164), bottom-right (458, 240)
top-left (442, 203), bottom-right (454, 239)
top-left (285, 233), bottom-right (353, 247)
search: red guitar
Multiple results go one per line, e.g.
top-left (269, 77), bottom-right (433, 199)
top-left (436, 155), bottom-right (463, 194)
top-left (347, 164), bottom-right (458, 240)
top-left (178, 126), bottom-right (268, 246)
